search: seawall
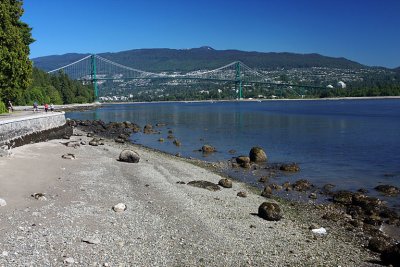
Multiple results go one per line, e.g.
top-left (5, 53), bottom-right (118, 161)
top-left (0, 112), bottom-right (72, 148)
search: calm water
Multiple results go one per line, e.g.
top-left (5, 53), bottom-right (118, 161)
top-left (66, 99), bottom-right (400, 199)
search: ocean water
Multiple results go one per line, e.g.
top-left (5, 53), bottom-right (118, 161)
top-left (66, 99), bottom-right (400, 203)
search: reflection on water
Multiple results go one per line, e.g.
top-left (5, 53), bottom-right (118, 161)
top-left (67, 99), bottom-right (400, 196)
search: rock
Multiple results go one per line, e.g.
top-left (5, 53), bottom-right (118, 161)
top-left (0, 198), bottom-right (6, 207)
top-left (309, 223), bottom-right (320, 230)
top-left (31, 193), bottom-right (47, 201)
top-left (375, 184), bottom-right (400, 196)
top-left (143, 124), bottom-right (153, 134)
top-left (279, 163), bottom-right (300, 172)
top-left (173, 139), bottom-right (181, 146)
top-left (241, 162), bottom-right (251, 169)
top-left (168, 130), bottom-right (173, 134)
top-left (321, 184), bottom-right (336, 195)
top-left (64, 257), bottom-right (75, 264)
top-left (237, 191), bottom-right (247, 198)
top-left (167, 134), bottom-right (174, 139)
top-left (293, 179), bottom-right (313, 191)
top-left (87, 133), bottom-right (94, 137)
top-left (158, 138), bottom-right (164, 142)
top-left (218, 178), bottom-right (232, 188)
top-left (270, 183), bottom-right (283, 191)
top-left (80, 141), bottom-right (86, 145)
top-left (332, 190), bottom-right (354, 205)
top-left (82, 237), bottom-right (101, 244)
top-left (202, 145), bottom-right (216, 153)
top-left (258, 176), bottom-right (269, 183)
top-left (156, 123), bottom-right (166, 127)
top-left (309, 192), bottom-right (317, 199)
top-left (311, 227), bottom-right (327, 235)
top-left (64, 141), bottom-right (80, 148)
top-left (61, 153), bottom-right (75, 160)
top-left (118, 149), bottom-right (140, 163)
top-left (381, 243), bottom-right (400, 266)
top-left (228, 149), bottom-right (236, 154)
top-left (261, 186), bottom-right (273, 198)
top-left (282, 182), bottom-right (292, 191)
top-left (352, 193), bottom-right (381, 210)
top-left (368, 236), bottom-right (391, 253)
top-left (249, 147), bottom-right (267, 162)
top-left (187, 180), bottom-right (220, 191)
top-left (258, 202), bottom-right (282, 221)
top-left (113, 203), bottom-right (127, 212)
top-left (236, 156), bottom-right (250, 164)
top-left (114, 138), bottom-right (125, 143)
top-left (1, 251), bottom-right (8, 257)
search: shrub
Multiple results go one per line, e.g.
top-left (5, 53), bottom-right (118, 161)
top-left (0, 101), bottom-right (7, 114)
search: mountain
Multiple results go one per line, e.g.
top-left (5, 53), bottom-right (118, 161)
top-left (32, 47), bottom-right (366, 72)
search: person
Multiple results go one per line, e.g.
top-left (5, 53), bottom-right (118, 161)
top-left (44, 103), bottom-right (49, 112)
top-left (33, 101), bottom-right (38, 112)
top-left (50, 103), bottom-right (54, 112)
top-left (7, 101), bottom-right (13, 113)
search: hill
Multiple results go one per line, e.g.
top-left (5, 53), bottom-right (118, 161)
top-left (32, 46), bottom-right (365, 72)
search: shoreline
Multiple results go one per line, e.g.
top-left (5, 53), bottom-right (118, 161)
top-left (0, 127), bottom-right (385, 266)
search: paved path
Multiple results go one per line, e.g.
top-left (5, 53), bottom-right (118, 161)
top-left (0, 110), bottom-right (53, 123)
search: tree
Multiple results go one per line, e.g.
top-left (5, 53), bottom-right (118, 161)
top-left (0, 0), bottom-right (34, 102)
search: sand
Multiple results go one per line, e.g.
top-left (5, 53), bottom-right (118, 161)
top-left (0, 130), bottom-right (379, 266)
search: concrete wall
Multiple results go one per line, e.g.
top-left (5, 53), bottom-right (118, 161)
top-left (0, 112), bottom-right (66, 144)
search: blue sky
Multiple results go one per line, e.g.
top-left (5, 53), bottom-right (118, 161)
top-left (22, 0), bottom-right (400, 68)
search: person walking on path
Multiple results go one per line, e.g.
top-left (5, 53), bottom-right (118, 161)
top-left (7, 101), bottom-right (13, 113)
top-left (33, 102), bottom-right (38, 112)
top-left (44, 103), bottom-right (49, 112)
top-left (50, 103), bottom-right (54, 112)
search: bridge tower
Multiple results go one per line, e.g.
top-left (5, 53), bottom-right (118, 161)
top-left (91, 54), bottom-right (98, 101)
top-left (235, 62), bottom-right (243, 99)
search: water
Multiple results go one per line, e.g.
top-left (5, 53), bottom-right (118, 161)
top-left (66, 99), bottom-right (400, 203)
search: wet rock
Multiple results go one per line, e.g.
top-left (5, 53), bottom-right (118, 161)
top-left (258, 176), bottom-right (269, 183)
top-left (0, 198), bottom-right (6, 207)
top-left (375, 184), bottom-right (400, 196)
top-left (202, 145), bottom-right (216, 153)
top-left (282, 182), bottom-right (292, 191)
top-left (270, 183), bottom-right (283, 191)
top-left (218, 178), bottom-right (232, 188)
top-left (187, 180), bottom-right (220, 191)
top-left (64, 257), bottom-right (75, 264)
top-left (279, 163), bottom-right (300, 172)
top-left (309, 192), bottom-right (317, 199)
top-left (249, 147), bottom-right (267, 162)
top-left (167, 134), bottom-right (174, 139)
top-left (379, 206), bottom-right (399, 220)
top-left (236, 156), bottom-right (250, 165)
top-left (261, 186), bottom-right (273, 198)
top-left (173, 139), bottom-right (181, 146)
top-left (241, 162), bottom-right (251, 169)
top-left (168, 130), bottom-right (173, 134)
top-left (293, 179), bottom-right (313, 191)
top-left (143, 124), bottom-right (153, 134)
top-left (357, 188), bottom-right (369, 194)
top-left (237, 191), bottom-right (247, 198)
top-left (118, 149), bottom-right (140, 163)
top-left (346, 205), bottom-right (365, 219)
top-left (368, 236), bottom-right (391, 253)
top-left (321, 184), bottom-right (336, 195)
top-left (158, 138), bottom-right (164, 142)
top-left (332, 190), bottom-right (354, 205)
top-left (352, 193), bottom-right (381, 211)
top-left (156, 123), bottom-right (166, 127)
top-left (228, 149), bottom-right (236, 154)
top-left (113, 203), bottom-right (127, 212)
top-left (258, 202), bottom-right (282, 221)
top-left (61, 153), bottom-right (75, 160)
top-left (364, 215), bottom-right (383, 226)
top-left (381, 243), bottom-right (400, 266)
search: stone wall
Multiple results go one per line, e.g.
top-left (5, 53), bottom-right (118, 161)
top-left (0, 112), bottom-right (67, 146)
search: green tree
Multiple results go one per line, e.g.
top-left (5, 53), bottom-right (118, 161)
top-left (0, 0), bottom-right (34, 102)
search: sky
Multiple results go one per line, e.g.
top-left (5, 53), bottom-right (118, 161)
top-left (22, 0), bottom-right (400, 68)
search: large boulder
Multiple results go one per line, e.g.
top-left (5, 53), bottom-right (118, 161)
top-left (332, 190), bottom-right (354, 205)
top-left (119, 149), bottom-right (140, 163)
top-left (143, 124), bottom-right (153, 134)
top-left (249, 147), bottom-right (267, 162)
top-left (279, 163), bottom-right (300, 172)
top-left (258, 202), bottom-right (282, 221)
top-left (293, 179), bottom-right (313, 192)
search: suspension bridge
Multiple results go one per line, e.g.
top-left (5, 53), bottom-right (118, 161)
top-left (48, 54), bottom-right (323, 100)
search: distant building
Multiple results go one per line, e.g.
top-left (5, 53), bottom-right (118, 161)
top-left (337, 81), bottom-right (346, 89)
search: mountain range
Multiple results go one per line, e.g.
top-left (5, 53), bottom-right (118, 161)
top-left (32, 46), bottom-right (370, 72)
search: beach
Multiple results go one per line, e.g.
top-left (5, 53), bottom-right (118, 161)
top-left (0, 128), bottom-right (380, 266)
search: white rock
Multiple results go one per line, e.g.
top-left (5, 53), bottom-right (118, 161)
top-left (311, 227), bottom-right (327, 235)
top-left (64, 257), bottom-right (75, 264)
top-left (0, 198), bottom-right (6, 207)
top-left (113, 203), bottom-right (127, 212)
top-left (1, 251), bottom-right (8, 257)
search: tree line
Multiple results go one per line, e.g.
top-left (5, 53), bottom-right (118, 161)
top-left (0, 0), bottom-right (93, 113)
